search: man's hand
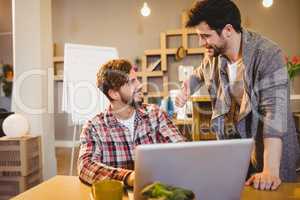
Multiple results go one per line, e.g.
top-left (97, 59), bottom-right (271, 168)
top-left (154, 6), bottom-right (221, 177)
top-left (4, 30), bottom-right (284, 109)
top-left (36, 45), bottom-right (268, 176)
top-left (245, 138), bottom-right (282, 191)
top-left (175, 81), bottom-right (190, 108)
top-left (245, 171), bottom-right (281, 191)
top-left (125, 171), bottom-right (135, 187)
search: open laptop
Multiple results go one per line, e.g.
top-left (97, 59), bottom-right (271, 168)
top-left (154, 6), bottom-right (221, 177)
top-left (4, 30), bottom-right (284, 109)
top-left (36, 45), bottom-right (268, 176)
top-left (133, 139), bottom-right (253, 200)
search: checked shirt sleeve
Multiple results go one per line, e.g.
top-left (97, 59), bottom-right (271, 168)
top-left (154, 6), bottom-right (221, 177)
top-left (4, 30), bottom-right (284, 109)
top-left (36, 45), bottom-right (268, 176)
top-left (157, 108), bottom-right (186, 143)
top-left (77, 121), bottom-right (132, 185)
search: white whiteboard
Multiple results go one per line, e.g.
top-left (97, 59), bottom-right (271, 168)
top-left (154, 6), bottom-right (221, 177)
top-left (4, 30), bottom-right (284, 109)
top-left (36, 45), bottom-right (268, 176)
top-left (62, 43), bottom-right (118, 125)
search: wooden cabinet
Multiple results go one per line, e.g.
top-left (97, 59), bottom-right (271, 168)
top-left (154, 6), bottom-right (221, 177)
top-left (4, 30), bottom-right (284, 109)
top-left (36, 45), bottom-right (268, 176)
top-left (0, 136), bottom-right (42, 199)
top-left (191, 96), bottom-right (216, 141)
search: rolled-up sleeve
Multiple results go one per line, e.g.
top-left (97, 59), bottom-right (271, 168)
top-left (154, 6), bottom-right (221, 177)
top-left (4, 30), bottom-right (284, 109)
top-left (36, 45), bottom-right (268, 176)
top-left (189, 61), bottom-right (205, 95)
top-left (255, 48), bottom-right (289, 139)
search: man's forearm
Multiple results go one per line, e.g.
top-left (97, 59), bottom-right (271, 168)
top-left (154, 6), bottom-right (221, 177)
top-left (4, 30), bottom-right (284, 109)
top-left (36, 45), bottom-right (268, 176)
top-left (78, 157), bottom-right (132, 185)
top-left (263, 137), bottom-right (282, 175)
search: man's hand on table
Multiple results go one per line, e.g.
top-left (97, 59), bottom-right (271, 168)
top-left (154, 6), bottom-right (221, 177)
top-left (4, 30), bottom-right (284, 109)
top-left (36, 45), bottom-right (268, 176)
top-left (245, 170), bottom-right (281, 191)
top-left (245, 138), bottom-right (282, 191)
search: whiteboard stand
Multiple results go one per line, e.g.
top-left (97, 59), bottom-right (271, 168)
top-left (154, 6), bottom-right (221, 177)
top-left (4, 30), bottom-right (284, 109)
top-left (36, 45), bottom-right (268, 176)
top-left (70, 124), bottom-right (78, 176)
top-left (62, 43), bottom-right (118, 176)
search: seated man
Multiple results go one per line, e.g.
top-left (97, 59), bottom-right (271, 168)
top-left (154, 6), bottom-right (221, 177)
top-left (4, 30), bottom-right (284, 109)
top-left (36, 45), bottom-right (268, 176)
top-left (78, 59), bottom-right (185, 187)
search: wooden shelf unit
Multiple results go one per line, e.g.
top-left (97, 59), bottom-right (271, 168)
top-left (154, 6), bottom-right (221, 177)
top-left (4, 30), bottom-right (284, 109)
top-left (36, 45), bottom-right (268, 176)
top-left (53, 56), bottom-right (64, 63)
top-left (136, 71), bottom-right (163, 77)
top-left (139, 12), bottom-right (205, 104)
top-left (54, 74), bottom-right (63, 81)
top-left (173, 118), bottom-right (193, 126)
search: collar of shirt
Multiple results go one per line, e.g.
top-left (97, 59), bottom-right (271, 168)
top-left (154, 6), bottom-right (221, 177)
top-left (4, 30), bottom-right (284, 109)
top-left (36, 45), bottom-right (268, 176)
top-left (104, 104), bottom-right (149, 127)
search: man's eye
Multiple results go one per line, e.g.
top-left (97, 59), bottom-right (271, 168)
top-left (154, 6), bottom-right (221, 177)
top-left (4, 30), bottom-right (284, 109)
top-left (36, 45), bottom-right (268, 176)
top-left (202, 34), bottom-right (210, 39)
top-left (127, 79), bottom-right (135, 85)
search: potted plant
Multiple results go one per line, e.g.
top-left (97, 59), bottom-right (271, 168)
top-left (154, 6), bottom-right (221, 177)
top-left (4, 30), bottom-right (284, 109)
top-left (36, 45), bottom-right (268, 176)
top-left (0, 64), bottom-right (13, 97)
top-left (286, 56), bottom-right (300, 93)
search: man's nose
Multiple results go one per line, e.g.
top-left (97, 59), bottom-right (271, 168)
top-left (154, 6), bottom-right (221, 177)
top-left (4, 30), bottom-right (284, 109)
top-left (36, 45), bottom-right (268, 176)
top-left (135, 79), bottom-right (143, 90)
top-left (136, 78), bottom-right (141, 86)
top-left (199, 37), bottom-right (208, 47)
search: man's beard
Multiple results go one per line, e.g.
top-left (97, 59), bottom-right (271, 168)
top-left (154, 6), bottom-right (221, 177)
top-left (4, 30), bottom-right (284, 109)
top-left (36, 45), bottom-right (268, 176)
top-left (207, 46), bottom-right (222, 57)
top-left (207, 42), bottom-right (226, 57)
top-left (120, 91), bottom-right (143, 109)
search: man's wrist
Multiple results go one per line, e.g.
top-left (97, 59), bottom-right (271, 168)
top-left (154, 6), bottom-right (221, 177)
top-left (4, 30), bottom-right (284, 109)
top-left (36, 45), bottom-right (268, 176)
top-left (262, 167), bottom-right (280, 176)
top-left (263, 138), bottom-right (282, 177)
top-left (124, 171), bottom-right (133, 187)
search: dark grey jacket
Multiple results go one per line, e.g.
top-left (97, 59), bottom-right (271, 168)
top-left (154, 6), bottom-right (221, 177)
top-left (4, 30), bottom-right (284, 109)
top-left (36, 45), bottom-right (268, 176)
top-left (190, 28), bottom-right (299, 181)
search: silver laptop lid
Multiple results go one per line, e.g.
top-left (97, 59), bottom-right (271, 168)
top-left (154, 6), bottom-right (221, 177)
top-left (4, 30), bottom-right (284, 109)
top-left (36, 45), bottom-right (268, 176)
top-left (134, 139), bottom-right (253, 200)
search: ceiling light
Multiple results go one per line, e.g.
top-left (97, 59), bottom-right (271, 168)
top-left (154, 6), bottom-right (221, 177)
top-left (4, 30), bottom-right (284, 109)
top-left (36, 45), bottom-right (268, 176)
top-left (262, 0), bottom-right (273, 8)
top-left (141, 2), bottom-right (151, 17)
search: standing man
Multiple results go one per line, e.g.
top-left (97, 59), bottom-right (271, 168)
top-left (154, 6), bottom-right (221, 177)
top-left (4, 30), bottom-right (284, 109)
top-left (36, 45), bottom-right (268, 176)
top-left (176, 0), bottom-right (299, 191)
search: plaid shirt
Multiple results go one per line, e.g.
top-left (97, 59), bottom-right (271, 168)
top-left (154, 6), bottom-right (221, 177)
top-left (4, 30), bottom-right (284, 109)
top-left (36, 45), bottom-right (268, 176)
top-left (78, 104), bottom-right (185, 185)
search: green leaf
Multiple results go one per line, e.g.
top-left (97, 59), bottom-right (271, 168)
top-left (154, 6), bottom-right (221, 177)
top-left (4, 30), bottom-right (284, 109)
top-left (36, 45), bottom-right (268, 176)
top-left (288, 64), bottom-right (300, 80)
top-left (141, 182), bottom-right (195, 200)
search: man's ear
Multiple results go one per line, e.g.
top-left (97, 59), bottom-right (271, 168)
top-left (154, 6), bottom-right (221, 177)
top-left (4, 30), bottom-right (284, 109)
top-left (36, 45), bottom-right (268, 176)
top-left (223, 24), bottom-right (234, 38)
top-left (108, 89), bottom-right (120, 101)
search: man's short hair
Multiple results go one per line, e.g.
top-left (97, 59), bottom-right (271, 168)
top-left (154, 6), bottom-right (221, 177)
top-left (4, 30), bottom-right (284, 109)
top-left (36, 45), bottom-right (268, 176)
top-left (96, 59), bottom-right (132, 100)
top-left (186, 0), bottom-right (242, 34)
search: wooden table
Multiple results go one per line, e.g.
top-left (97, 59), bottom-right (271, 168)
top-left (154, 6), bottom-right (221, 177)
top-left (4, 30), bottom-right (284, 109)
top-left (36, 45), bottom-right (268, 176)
top-left (11, 176), bottom-right (300, 200)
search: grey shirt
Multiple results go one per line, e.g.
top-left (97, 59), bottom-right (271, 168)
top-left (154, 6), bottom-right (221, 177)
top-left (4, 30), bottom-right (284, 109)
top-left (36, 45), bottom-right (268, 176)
top-left (189, 28), bottom-right (300, 181)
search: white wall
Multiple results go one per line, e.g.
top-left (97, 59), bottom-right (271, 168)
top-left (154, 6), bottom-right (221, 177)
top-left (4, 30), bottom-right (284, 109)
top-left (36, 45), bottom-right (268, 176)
top-left (12, 0), bottom-right (57, 180)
